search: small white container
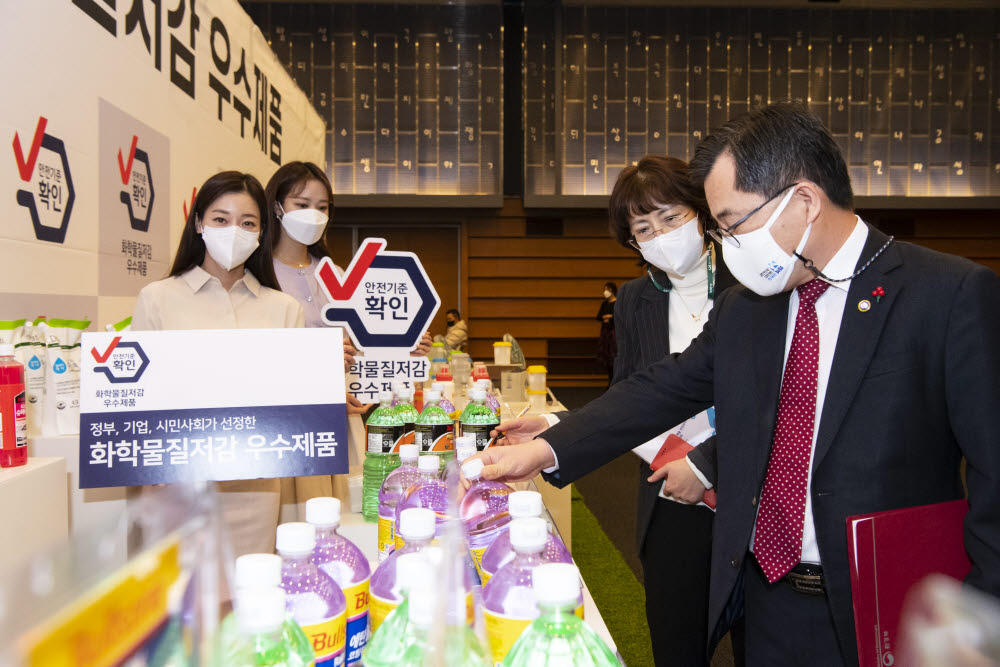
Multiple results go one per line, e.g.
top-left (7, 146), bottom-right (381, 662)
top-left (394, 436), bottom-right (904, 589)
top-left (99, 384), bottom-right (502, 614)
top-left (493, 341), bottom-right (512, 364)
top-left (527, 365), bottom-right (548, 393)
top-left (527, 390), bottom-right (547, 413)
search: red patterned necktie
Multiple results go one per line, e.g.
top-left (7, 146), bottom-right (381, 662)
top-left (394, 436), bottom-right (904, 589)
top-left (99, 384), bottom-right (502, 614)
top-left (753, 278), bottom-right (831, 583)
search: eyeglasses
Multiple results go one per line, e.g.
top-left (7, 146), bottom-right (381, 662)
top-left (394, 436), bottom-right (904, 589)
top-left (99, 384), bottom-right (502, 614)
top-left (627, 209), bottom-right (695, 249)
top-left (706, 183), bottom-right (797, 248)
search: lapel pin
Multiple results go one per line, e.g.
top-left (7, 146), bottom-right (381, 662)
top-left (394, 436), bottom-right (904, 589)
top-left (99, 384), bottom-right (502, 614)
top-left (858, 299), bottom-right (872, 312)
top-left (872, 286), bottom-right (885, 303)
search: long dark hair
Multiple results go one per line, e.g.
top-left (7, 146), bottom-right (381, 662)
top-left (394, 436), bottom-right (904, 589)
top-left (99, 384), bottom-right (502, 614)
top-left (168, 171), bottom-right (280, 290)
top-left (264, 161), bottom-right (334, 261)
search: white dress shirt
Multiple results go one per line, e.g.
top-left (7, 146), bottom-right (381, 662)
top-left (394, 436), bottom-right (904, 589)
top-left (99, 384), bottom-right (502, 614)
top-left (753, 217), bottom-right (869, 564)
top-left (132, 265), bottom-right (304, 330)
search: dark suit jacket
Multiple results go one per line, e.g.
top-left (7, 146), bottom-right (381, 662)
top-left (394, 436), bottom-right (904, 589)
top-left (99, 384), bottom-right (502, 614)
top-left (612, 243), bottom-right (737, 551)
top-left (542, 225), bottom-right (1000, 664)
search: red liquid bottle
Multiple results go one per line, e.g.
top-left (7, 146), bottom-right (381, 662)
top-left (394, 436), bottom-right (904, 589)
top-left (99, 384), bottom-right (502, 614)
top-left (0, 343), bottom-right (27, 468)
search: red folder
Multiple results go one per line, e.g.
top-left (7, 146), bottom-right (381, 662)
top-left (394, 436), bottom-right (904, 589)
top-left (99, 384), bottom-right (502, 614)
top-left (650, 434), bottom-right (718, 510)
top-left (846, 499), bottom-right (971, 667)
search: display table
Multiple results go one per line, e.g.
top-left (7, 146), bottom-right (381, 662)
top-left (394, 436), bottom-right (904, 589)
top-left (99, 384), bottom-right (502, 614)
top-left (0, 457), bottom-right (69, 567)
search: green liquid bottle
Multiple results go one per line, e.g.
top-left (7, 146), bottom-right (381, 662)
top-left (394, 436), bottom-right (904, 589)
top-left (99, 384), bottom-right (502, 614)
top-left (503, 564), bottom-right (618, 667)
top-left (414, 389), bottom-right (455, 463)
top-left (393, 387), bottom-right (420, 449)
top-left (394, 583), bottom-right (489, 666)
top-left (459, 387), bottom-right (500, 452)
top-left (363, 552), bottom-right (429, 666)
top-left (364, 391), bottom-right (404, 522)
top-left (213, 587), bottom-right (315, 667)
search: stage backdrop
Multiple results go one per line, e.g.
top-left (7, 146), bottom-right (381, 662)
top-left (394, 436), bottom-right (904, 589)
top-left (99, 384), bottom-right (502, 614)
top-left (1, 0), bottom-right (326, 327)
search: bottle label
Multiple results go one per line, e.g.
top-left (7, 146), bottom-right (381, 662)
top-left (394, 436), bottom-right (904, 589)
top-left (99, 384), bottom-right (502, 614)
top-left (366, 424), bottom-right (403, 453)
top-left (469, 546), bottom-right (488, 580)
top-left (14, 391), bottom-right (26, 448)
top-left (461, 423), bottom-right (493, 451)
top-left (377, 511), bottom-right (396, 560)
top-left (399, 424), bottom-right (416, 447)
top-left (342, 579), bottom-right (370, 666)
top-left (415, 423), bottom-right (454, 453)
top-left (484, 605), bottom-right (585, 666)
top-left (301, 611), bottom-right (347, 667)
top-left (368, 591), bottom-right (398, 635)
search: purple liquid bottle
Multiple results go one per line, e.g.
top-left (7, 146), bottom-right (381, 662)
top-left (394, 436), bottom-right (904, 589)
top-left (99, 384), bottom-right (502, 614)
top-left (459, 458), bottom-right (513, 579)
top-left (393, 454), bottom-right (448, 548)
top-left (377, 444), bottom-right (422, 562)
top-left (442, 435), bottom-right (477, 481)
top-left (369, 507), bottom-right (437, 635)
top-left (482, 518), bottom-right (584, 665)
top-left (305, 498), bottom-right (371, 666)
top-left (277, 522), bottom-right (348, 667)
top-left (479, 490), bottom-right (572, 585)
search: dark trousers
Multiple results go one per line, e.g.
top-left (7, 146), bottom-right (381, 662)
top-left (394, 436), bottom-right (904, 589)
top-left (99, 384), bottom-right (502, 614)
top-left (640, 498), bottom-right (716, 667)
top-left (743, 556), bottom-right (846, 667)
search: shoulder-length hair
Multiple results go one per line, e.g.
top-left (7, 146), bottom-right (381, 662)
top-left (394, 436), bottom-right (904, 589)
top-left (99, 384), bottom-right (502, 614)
top-left (168, 171), bottom-right (280, 290)
top-left (264, 161), bottom-right (334, 261)
top-left (607, 155), bottom-right (712, 253)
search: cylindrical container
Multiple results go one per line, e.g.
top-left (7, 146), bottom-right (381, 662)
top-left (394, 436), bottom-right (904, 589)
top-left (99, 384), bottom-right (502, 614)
top-left (0, 344), bottom-right (27, 468)
top-left (501, 371), bottom-right (527, 403)
top-left (493, 341), bottom-right (512, 365)
top-left (527, 390), bottom-right (547, 413)
top-left (526, 365), bottom-right (548, 393)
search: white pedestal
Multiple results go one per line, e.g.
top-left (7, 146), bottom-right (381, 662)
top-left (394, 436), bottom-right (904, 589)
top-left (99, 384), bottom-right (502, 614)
top-left (0, 457), bottom-right (68, 567)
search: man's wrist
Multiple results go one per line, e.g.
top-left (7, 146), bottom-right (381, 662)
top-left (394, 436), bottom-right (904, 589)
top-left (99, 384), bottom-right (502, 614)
top-left (536, 438), bottom-right (559, 473)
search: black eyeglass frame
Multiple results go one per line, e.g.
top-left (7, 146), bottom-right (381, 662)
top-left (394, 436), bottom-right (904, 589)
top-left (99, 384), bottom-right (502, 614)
top-left (706, 182), bottom-right (798, 248)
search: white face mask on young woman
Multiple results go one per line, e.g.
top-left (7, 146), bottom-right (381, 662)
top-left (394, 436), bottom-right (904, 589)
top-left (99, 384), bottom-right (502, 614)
top-left (636, 216), bottom-right (705, 277)
top-left (279, 205), bottom-right (328, 246)
top-left (721, 187), bottom-right (811, 297)
top-left (201, 225), bottom-right (260, 271)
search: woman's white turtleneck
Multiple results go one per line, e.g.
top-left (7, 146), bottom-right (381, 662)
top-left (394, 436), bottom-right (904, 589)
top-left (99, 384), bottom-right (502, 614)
top-left (665, 250), bottom-right (713, 354)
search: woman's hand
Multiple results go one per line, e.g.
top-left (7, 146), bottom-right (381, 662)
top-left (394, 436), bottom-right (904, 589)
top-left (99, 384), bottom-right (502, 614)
top-left (647, 458), bottom-right (707, 504)
top-left (343, 337), bottom-right (359, 372)
top-left (411, 331), bottom-right (432, 357)
top-left (346, 393), bottom-right (371, 415)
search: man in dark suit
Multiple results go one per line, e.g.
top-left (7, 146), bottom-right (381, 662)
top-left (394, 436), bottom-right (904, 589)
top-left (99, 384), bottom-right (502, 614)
top-left (478, 102), bottom-right (1000, 665)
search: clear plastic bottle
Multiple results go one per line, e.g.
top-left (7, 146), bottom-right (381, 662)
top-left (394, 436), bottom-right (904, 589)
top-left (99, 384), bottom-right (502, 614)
top-left (396, 584), bottom-right (489, 666)
top-left (369, 508), bottom-right (437, 634)
top-left (214, 555), bottom-right (314, 666)
top-left (459, 387), bottom-right (500, 451)
top-left (376, 444), bottom-right (422, 562)
top-left (306, 498), bottom-right (371, 666)
top-left (484, 518), bottom-right (583, 664)
top-left (362, 552), bottom-right (431, 666)
top-left (389, 380), bottom-right (406, 407)
top-left (415, 389), bottom-right (455, 461)
top-left (480, 491), bottom-right (572, 585)
top-left (393, 387), bottom-right (420, 447)
top-left (460, 458), bottom-right (514, 578)
top-left (503, 563), bottom-right (617, 667)
top-left (442, 435), bottom-right (477, 481)
top-left (433, 365), bottom-right (456, 411)
top-left (214, 587), bottom-right (317, 667)
top-left (430, 382), bottom-right (456, 415)
top-left (474, 378), bottom-right (502, 417)
top-left (394, 455), bottom-right (448, 548)
top-left (363, 391), bottom-right (404, 521)
top-left (277, 523), bottom-right (348, 667)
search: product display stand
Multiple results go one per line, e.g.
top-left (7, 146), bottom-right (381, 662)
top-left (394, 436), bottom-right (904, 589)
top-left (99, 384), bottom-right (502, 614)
top-left (0, 457), bottom-right (69, 567)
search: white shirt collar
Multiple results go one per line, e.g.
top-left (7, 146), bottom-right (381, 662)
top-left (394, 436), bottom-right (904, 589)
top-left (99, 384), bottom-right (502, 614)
top-left (180, 265), bottom-right (261, 296)
top-left (814, 216), bottom-right (869, 292)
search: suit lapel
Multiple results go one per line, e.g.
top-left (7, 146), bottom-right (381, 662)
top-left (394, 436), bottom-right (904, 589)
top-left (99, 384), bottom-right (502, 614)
top-left (752, 290), bottom-right (792, 476)
top-left (813, 227), bottom-right (903, 469)
top-left (637, 275), bottom-right (671, 361)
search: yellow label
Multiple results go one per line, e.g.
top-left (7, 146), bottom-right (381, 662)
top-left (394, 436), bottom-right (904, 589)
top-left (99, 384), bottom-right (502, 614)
top-left (394, 533), bottom-right (405, 551)
top-left (481, 570), bottom-right (493, 586)
top-left (484, 610), bottom-right (532, 666)
top-left (377, 514), bottom-right (395, 558)
top-left (301, 612), bottom-right (346, 666)
top-left (369, 591), bottom-right (398, 635)
top-left (21, 536), bottom-right (182, 667)
top-left (469, 546), bottom-right (488, 580)
top-left (342, 580), bottom-right (370, 621)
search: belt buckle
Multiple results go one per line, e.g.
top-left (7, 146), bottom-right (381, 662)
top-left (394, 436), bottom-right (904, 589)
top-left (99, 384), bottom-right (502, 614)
top-left (786, 565), bottom-right (825, 596)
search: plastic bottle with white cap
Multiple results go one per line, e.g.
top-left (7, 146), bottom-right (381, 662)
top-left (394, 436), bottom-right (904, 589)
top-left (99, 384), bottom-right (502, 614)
top-left (391, 580), bottom-right (488, 666)
top-left (459, 457), bottom-right (513, 578)
top-left (458, 387), bottom-right (499, 451)
top-left (441, 434), bottom-right (477, 481)
top-left (368, 507), bottom-right (437, 634)
top-left (376, 443), bottom-right (423, 562)
top-left (362, 552), bottom-right (432, 666)
top-left (504, 563), bottom-right (618, 666)
top-left (414, 389), bottom-right (455, 460)
top-left (363, 390), bottom-right (405, 521)
top-left (479, 490), bottom-right (571, 585)
top-left (393, 455), bottom-right (448, 550)
top-left (276, 522), bottom-right (347, 667)
top-left (306, 498), bottom-right (371, 665)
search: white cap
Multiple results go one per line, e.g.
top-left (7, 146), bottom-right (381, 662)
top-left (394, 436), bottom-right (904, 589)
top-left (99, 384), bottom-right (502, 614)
top-left (0, 344), bottom-right (13, 357)
top-left (533, 563), bottom-right (581, 607)
top-left (391, 380), bottom-right (406, 394)
top-left (399, 444), bottom-right (419, 461)
top-left (379, 390), bottom-right (394, 404)
top-left (461, 458), bottom-right (484, 480)
top-left (431, 382), bottom-right (444, 392)
top-left (510, 517), bottom-right (548, 553)
top-left (305, 497), bottom-right (341, 527)
top-left (469, 387), bottom-right (486, 401)
top-left (275, 522), bottom-right (316, 556)
top-left (425, 389), bottom-right (442, 402)
top-left (236, 586), bottom-right (287, 634)
top-left (475, 379), bottom-right (490, 387)
top-left (456, 445), bottom-right (476, 462)
top-left (455, 435), bottom-right (475, 449)
top-left (397, 387), bottom-right (413, 401)
top-left (418, 455), bottom-right (440, 473)
top-left (234, 553), bottom-right (282, 590)
top-left (509, 491), bottom-right (543, 519)
top-left (399, 507), bottom-right (436, 541)
top-left (395, 553), bottom-right (430, 594)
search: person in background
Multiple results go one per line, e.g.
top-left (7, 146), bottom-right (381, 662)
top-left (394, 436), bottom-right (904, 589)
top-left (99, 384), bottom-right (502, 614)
top-left (595, 281), bottom-right (617, 384)
top-left (132, 170), bottom-right (303, 559)
top-left (442, 308), bottom-right (468, 351)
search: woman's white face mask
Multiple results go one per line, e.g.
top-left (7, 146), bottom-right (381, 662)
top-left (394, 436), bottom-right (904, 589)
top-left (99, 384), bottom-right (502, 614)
top-left (636, 217), bottom-right (705, 277)
top-left (201, 225), bottom-right (260, 271)
top-left (279, 204), bottom-right (329, 246)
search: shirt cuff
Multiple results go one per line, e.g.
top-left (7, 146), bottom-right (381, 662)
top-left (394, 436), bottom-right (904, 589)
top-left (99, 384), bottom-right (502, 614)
top-left (540, 413), bottom-right (560, 472)
top-left (685, 454), bottom-right (713, 490)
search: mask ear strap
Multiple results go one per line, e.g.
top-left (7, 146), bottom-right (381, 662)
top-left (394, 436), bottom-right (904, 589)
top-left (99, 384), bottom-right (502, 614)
top-left (275, 203), bottom-right (285, 221)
